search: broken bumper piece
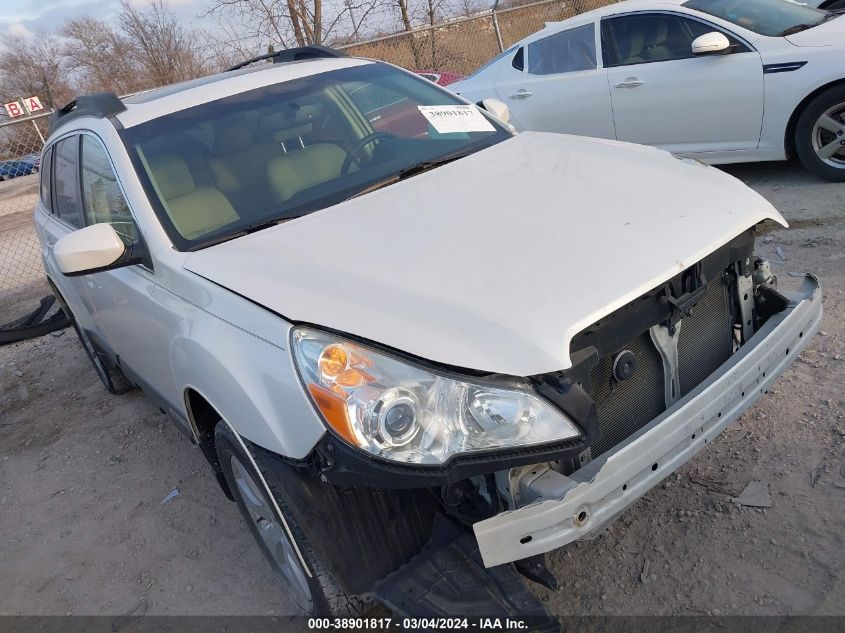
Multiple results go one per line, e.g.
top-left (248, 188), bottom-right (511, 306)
top-left (373, 516), bottom-right (560, 631)
top-left (474, 274), bottom-right (822, 568)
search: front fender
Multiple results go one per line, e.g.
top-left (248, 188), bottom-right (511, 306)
top-left (166, 289), bottom-right (326, 459)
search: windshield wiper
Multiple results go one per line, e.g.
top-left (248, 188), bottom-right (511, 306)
top-left (190, 217), bottom-right (288, 250)
top-left (777, 23), bottom-right (817, 36)
top-left (778, 13), bottom-right (836, 36)
top-left (348, 149), bottom-right (477, 200)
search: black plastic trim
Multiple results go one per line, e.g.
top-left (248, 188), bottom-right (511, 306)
top-left (227, 45), bottom-right (346, 71)
top-left (763, 62), bottom-right (808, 74)
top-left (48, 93), bottom-right (126, 135)
top-left (306, 433), bottom-right (587, 489)
top-left (248, 436), bottom-right (440, 595)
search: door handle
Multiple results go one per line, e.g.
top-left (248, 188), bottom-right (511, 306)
top-left (509, 90), bottom-right (533, 99)
top-left (615, 78), bottom-right (644, 89)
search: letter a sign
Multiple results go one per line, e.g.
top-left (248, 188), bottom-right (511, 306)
top-left (24, 96), bottom-right (44, 114)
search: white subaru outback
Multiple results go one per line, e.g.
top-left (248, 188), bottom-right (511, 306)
top-left (35, 47), bottom-right (822, 618)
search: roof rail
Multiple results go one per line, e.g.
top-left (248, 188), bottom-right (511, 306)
top-left (227, 45), bottom-right (347, 72)
top-left (48, 93), bottom-right (127, 136)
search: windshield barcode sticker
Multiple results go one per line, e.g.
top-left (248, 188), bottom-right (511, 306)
top-left (418, 105), bottom-right (495, 134)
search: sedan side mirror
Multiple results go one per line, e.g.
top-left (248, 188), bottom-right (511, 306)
top-left (481, 98), bottom-right (511, 124)
top-left (54, 223), bottom-right (142, 276)
top-left (691, 32), bottom-right (732, 56)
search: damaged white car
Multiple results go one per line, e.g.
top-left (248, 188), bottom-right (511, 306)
top-left (35, 47), bottom-right (822, 619)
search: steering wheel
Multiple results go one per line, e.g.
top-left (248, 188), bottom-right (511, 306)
top-left (341, 132), bottom-right (397, 175)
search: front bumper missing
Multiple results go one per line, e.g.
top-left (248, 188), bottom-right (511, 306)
top-left (474, 274), bottom-right (822, 568)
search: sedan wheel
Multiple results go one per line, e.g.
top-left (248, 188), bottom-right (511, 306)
top-left (229, 454), bottom-right (314, 613)
top-left (811, 103), bottom-right (845, 169)
top-left (795, 86), bottom-right (845, 182)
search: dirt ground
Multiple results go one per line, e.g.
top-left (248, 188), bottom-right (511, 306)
top-left (0, 159), bottom-right (843, 617)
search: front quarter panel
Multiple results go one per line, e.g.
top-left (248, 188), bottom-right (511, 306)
top-left (160, 273), bottom-right (326, 459)
top-left (756, 39), bottom-right (845, 154)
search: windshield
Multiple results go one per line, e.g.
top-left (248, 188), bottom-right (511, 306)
top-left (121, 63), bottom-right (509, 250)
top-left (683, 0), bottom-right (831, 36)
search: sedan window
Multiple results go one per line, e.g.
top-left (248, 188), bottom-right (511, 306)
top-left (603, 13), bottom-right (747, 66)
top-left (527, 24), bottom-right (597, 75)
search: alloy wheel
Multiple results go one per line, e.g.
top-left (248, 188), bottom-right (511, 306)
top-left (812, 103), bottom-right (845, 169)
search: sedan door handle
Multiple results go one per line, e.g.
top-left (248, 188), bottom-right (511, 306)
top-left (615, 78), bottom-right (644, 89)
top-left (509, 90), bottom-right (533, 99)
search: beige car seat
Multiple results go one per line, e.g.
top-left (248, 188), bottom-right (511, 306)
top-left (207, 122), bottom-right (285, 213)
top-left (148, 154), bottom-right (239, 239)
top-left (266, 143), bottom-right (347, 203)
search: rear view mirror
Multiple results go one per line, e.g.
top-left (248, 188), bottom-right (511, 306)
top-left (481, 98), bottom-right (511, 124)
top-left (692, 32), bottom-right (732, 55)
top-left (54, 223), bottom-right (140, 276)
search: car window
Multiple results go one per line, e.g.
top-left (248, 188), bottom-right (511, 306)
top-left (683, 0), bottom-right (831, 37)
top-left (512, 47), bottom-right (524, 71)
top-left (40, 148), bottom-right (53, 213)
top-left (603, 13), bottom-right (747, 66)
top-left (346, 81), bottom-right (426, 136)
top-left (527, 24), bottom-right (596, 75)
top-left (121, 63), bottom-right (509, 251)
top-left (463, 45), bottom-right (520, 80)
top-left (81, 135), bottom-right (138, 244)
top-left (52, 136), bottom-right (84, 229)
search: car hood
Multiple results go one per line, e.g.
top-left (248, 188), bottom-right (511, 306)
top-left (785, 15), bottom-right (845, 45)
top-left (184, 132), bottom-right (786, 376)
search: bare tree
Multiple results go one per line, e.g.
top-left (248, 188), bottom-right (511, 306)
top-left (392, 0), bottom-right (424, 67)
top-left (61, 17), bottom-right (139, 94)
top-left (118, 0), bottom-right (209, 89)
top-left (204, 0), bottom-right (361, 50)
top-left (0, 34), bottom-right (73, 108)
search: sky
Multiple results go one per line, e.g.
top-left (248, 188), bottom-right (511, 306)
top-left (0, 0), bottom-right (206, 38)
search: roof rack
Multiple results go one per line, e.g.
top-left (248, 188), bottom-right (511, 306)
top-left (227, 45), bottom-right (347, 72)
top-left (48, 93), bottom-right (127, 136)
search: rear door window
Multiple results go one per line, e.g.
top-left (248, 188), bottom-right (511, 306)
top-left (40, 147), bottom-right (53, 213)
top-left (527, 23), bottom-right (597, 75)
top-left (52, 136), bottom-right (84, 229)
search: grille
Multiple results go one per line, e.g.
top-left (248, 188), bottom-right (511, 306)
top-left (677, 278), bottom-right (733, 396)
top-left (590, 332), bottom-right (666, 457)
top-left (587, 276), bottom-right (735, 458)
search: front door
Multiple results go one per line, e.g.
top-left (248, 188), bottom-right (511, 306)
top-left (76, 133), bottom-right (178, 410)
top-left (602, 12), bottom-right (765, 154)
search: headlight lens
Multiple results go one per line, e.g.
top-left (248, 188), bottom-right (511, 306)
top-left (291, 327), bottom-right (582, 464)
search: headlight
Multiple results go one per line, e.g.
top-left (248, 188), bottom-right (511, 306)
top-left (291, 327), bottom-right (582, 465)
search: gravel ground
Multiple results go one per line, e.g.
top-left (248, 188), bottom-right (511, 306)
top-left (0, 159), bottom-right (843, 617)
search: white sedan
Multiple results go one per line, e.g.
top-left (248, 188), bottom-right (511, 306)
top-left (452, 0), bottom-right (845, 180)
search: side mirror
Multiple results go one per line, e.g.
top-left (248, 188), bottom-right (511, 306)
top-left (481, 98), bottom-right (511, 124)
top-left (692, 32), bottom-right (732, 56)
top-left (54, 223), bottom-right (140, 276)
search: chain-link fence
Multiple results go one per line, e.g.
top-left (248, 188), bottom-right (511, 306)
top-left (338, 0), bottom-right (619, 74)
top-left (0, 111), bottom-right (69, 339)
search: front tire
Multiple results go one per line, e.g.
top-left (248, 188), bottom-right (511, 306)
top-left (795, 85), bottom-right (845, 182)
top-left (215, 423), bottom-right (368, 617)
